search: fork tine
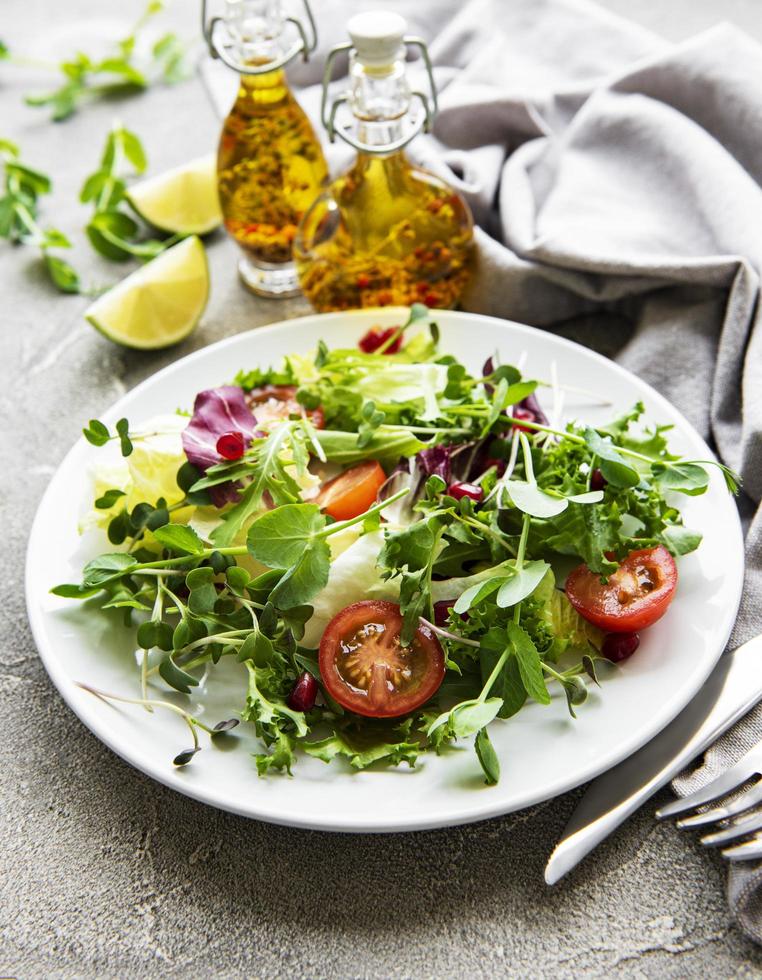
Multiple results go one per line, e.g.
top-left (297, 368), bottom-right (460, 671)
top-left (655, 744), bottom-right (762, 820)
top-left (676, 779), bottom-right (762, 829)
top-left (722, 836), bottom-right (762, 862)
top-left (699, 809), bottom-right (762, 847)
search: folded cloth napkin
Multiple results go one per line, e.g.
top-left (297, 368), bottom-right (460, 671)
top-left (204, 0), bottom-right (762, 939)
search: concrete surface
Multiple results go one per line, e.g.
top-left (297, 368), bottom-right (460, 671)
top-left (3, 1), bottom-right (762, 977)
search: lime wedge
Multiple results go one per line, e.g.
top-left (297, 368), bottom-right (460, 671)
top-left (125, 154), bottom-right (222, 235)
top-left (85, 236), bottom-right (209, 350)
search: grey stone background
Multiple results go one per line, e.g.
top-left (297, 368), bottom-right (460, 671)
top-left (3, 1), bottom-right (762, 977)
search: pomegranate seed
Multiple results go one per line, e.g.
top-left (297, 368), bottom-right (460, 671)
top-left (512, 406), bottom-right (538, 433)
top-left (287, 671), bottom-right (318, 712)
top-left (358, 326), bottom-right (402, 354)
top-left (447, 481), bottom-right (484, 502)
top-left (433, 600), bottom-right (456, 627)
top-left (602, 632), bottom-right (640, 663)
top-left (590, 469), bottom-right (606, 492)
top-left (216, 430), bottom-right (245, 460)
top-left (484, 456), bottom-right (507, 476)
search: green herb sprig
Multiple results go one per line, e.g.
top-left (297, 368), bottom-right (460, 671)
top-left (0, 139), bottom-right (81, 292)
top-left (81, 122), bottom-right (182, 261)
top-left (17, 2), bottom-right (192, 122)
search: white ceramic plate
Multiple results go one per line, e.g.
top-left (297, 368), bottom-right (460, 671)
top-left (26, 309), bottom-right (744, 832)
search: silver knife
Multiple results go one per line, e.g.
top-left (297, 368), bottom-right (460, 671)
top-left (545, 633), bottom-right (762, 885)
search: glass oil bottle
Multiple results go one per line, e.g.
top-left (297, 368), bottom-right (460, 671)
top-left (294, 11), bottom-right (474, 312)
top-left (202, 0), bottom-right (328, 296)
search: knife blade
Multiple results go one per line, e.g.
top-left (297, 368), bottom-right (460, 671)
top-left (545, 633), bottom-right (762, 885)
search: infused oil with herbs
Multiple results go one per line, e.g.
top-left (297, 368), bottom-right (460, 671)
top-left (294, 11), bottom-right (474, 312)
top-left (205, 0), bottom-right (327, 296)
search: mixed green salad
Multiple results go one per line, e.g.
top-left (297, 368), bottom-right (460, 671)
top-left (56, 305), bottom-right (739, 785)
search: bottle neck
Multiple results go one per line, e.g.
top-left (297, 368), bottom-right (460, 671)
top-left (237, 64), bottom-right (291, 105)
top-left (349, 53), bottom-right (411, 155)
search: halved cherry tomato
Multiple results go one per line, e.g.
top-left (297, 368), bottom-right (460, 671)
top-left (246, 384), bottom-right (325, 429)
top-left (315, 460), bottom-right (386, 521)
top-left (319, 600), bottom-right (445, 718)
top-left (565, 545), bottom-right (678, 633)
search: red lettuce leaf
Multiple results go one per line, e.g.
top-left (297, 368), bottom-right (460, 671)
top-left (182, 386), bottom-right (260, 472)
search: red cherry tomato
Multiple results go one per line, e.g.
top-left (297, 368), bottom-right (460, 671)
top-left (246, 385), bottom-right (325, 429)
top-left (319, 600), bottom-right (445, 718)
top-left (315, 460), bottom-right (387, 521)
top-left (565, 545), bottom-right (678, 633)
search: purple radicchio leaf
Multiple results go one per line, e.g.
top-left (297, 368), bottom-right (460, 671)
top-left (416, 444), bottom-right (452, 483)
top-left (182, 386), bottom-right (260, 471)
top-left (516, 391), bottom-right (548, 426)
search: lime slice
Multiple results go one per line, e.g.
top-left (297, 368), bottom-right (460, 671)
top-left (85, 236), bottom-right (209, 350)
top-left (126, 154), bottom-right (222, 235)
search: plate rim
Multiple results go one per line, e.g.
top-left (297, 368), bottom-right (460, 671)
top-left (25, 308), bottom-right (745, 832)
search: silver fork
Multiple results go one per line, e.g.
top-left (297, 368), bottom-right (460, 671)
top-left (656, 741), bottom-right (762, 861)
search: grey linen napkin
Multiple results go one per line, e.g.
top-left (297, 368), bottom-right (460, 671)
top-left (204, 0), bottom-right (762, 939)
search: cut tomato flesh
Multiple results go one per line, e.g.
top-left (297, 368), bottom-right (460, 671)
top-left (565, 545), bottom-right (678, 633)
top-left (316, 459), bottom-right (386, 521)
top-left (319, 600), bottom-right (445, 718)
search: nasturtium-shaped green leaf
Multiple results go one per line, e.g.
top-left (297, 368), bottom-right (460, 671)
top-left (270, 538), bottom-right (331, 610)
top-left (453, 576), bottom-right (502, 614)
top-left (651, 462), bottom-right (710, 496)
top-left (153, 523), bottom-right (204, 555)
top-left (427, 697), bottom-right (503, 740)
top-left (661, 524), bottom-right (703, 556)
top-left (495, 560), bottom-right (550, 608)
top-left (507, 481), bottom-right (568, 518)
top-left (247, 503), bottom-right (326, 568)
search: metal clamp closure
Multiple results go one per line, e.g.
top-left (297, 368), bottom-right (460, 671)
top-left (202, 0), bottom-right (317, 74)
top-left (321, 35), bottom-right (438, 154)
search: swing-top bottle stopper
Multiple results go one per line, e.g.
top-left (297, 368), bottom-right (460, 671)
top-left (202, 0), bottom-right (317, 75)
top-left (320, 10), bottom-right (439, 155)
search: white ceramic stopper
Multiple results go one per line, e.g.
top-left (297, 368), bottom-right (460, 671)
top-left (347, 10), bottom-right (407, 67)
